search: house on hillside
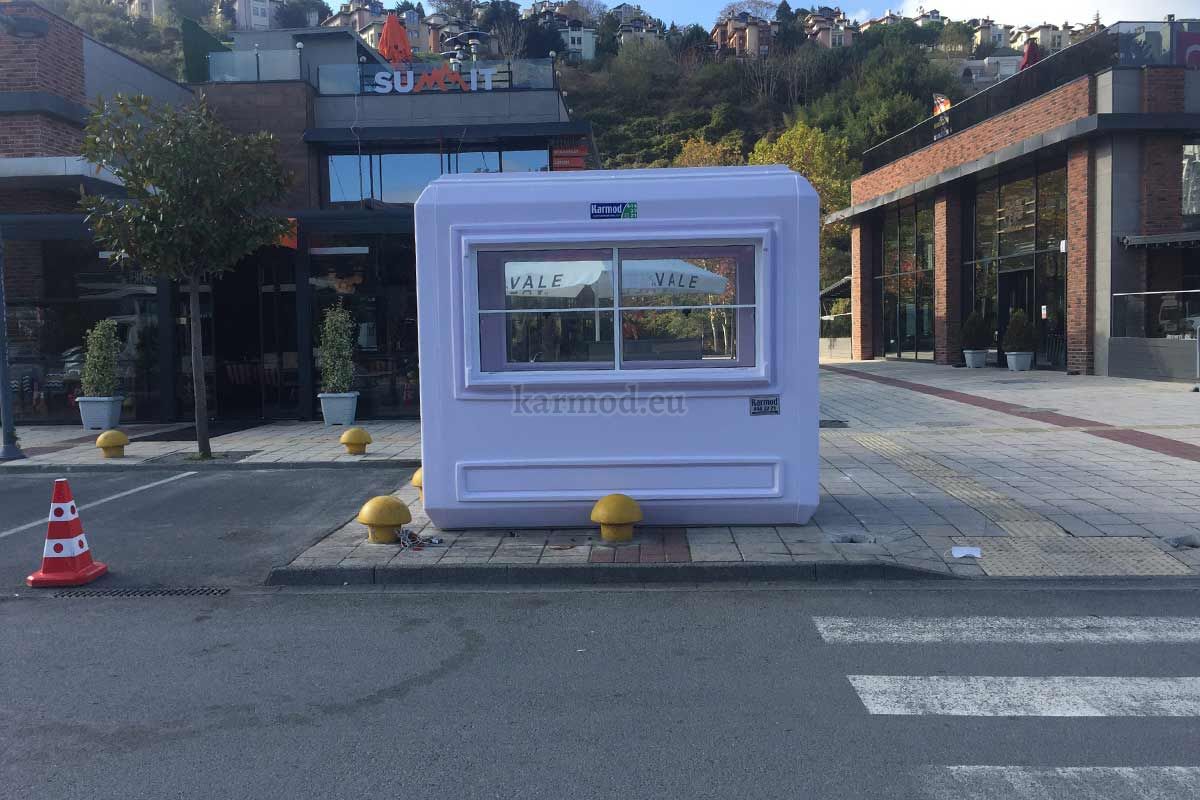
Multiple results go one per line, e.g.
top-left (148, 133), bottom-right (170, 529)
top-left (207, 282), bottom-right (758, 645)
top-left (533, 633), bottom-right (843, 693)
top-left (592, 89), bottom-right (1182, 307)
top-left (859, 9), bottom-right (902, 32)
top-left (610, 3), bottom-right (647, 25)
top-left (804, 7), bottom-right (858, 49)
top-left (973, 18), bottom-right (1014, 51)
top-left (710, 12), bottom-right (777, 58)
top-left (559, 18), bottom-right (596, 62)
top-left (912, 7), bottom-right (944, 27)
top-left (618, 16), bottom-right (663, 48)
top-left (1010, 23), bottom-right (1067, 54)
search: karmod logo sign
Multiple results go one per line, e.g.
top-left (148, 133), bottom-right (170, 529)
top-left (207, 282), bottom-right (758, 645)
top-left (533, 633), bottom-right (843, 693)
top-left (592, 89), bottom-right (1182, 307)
top-left (590, 202), bottom-right (638, 220)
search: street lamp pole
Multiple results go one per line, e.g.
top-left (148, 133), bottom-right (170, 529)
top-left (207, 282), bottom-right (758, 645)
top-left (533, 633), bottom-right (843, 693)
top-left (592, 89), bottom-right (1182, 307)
top-left (0, 227), bottom-right (27, 460)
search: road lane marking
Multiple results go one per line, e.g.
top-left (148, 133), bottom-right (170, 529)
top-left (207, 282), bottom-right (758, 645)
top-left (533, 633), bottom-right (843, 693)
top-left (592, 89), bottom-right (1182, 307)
top-left (848, 676), bottom-right (1200, 716)
top-left (814, 616), bottom-right (1200, 644)
top-left (0, 471), bottom-right (198, 540)
top-left (920, 766), bottom-right (1200, 800)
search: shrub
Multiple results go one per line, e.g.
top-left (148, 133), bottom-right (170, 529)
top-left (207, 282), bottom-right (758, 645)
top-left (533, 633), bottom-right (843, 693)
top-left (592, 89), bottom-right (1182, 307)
top-left (81, 319), bottom-right (120, 397)
top-left (1003, 309), bottom-right (1037, 353)
top-left (960, 311), bottom-right (991, 351)
top-left (318, 301), bottom-right (355, 394)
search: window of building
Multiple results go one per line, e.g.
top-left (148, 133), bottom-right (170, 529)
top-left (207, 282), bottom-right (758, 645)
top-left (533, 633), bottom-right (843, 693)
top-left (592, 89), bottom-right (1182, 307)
top-left (1183, 141), bottom-right (1200, 220)
top-left (873, 202), bottom-right (934, 361)
top-left (832, 33), bottom-right (843, 47)
top-left (475, 244), bottom-right (755, 372)
top-left (328, 148), bottom-right (553, 206)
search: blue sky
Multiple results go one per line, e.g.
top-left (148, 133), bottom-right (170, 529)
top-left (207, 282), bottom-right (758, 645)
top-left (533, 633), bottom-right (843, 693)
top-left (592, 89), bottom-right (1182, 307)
top-left (642, 2), bottom-right (1182, 30)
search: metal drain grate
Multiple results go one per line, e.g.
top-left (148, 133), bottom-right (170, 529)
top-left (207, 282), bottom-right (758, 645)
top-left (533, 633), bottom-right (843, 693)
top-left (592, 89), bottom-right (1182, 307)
top-left (52, 587), bottom-right (230, 598)
top-left (820, 419), bottom-right (849, 428)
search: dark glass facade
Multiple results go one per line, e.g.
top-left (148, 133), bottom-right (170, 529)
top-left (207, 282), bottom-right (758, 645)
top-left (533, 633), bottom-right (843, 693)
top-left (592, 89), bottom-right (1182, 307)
top-left (873, 200), bottom-right (934, 360)
top-left (327, 147), bottom-right (550, 206)
top-left (963, 159), bottom-right (1068, 368)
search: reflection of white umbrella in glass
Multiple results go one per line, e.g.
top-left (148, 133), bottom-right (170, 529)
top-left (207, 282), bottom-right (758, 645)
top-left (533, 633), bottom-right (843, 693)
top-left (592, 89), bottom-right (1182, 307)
top-left (504, 259), bottom-right (728, 298)
top-left (505, 259), bottom-right (730, 342)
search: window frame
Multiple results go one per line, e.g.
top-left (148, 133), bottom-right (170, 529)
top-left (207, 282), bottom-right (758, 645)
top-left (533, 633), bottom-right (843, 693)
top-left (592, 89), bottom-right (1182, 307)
top-left (455, 229), bottom-right (773, 393)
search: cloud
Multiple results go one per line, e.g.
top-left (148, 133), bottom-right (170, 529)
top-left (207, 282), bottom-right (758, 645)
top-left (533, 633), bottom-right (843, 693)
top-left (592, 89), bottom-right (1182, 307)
top-left (892, 1), bottom-right (1178, 26)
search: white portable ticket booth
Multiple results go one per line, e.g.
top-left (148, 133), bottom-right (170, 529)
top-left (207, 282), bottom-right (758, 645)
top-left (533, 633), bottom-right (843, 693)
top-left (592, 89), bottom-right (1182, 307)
top-left (413, 165), bottom-right (818, 529)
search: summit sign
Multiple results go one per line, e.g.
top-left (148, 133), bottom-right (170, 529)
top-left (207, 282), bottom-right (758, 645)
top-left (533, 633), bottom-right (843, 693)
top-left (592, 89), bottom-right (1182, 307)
top-left (372, 63), bottom-right (499, 94)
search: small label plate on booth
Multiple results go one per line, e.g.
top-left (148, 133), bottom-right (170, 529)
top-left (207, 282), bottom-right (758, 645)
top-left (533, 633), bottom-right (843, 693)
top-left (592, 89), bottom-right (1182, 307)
top-left (749, 396), bottom-right (780, 416)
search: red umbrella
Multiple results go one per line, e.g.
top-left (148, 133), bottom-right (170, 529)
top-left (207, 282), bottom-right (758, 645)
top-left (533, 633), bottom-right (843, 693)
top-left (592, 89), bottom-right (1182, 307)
top-left (1018, 39), bottom-right (1041, 70)
top-left (378, 13), bottom-right (413, 66)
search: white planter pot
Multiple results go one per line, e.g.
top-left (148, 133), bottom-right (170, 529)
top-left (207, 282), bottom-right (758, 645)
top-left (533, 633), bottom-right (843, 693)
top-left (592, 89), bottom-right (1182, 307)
top-left (962, 350), bottom-right (988, 368)
top-left (1006, 352), bottom-right (1034, 371)
top-left (78, 396), bottom-right (123, 430)
top-left (318, 392), bottom-right (359, 426)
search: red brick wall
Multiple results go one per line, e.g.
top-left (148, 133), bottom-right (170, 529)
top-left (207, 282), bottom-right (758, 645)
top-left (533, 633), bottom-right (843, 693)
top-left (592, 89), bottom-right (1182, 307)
top-left (0, 113), bottom-right (84, 157)
top-left (1066, 139), bottom-right (1093, 375)
top-left (852, 77), bottom-right (1094, 206)
top-left (0, 3), bottom-right (85, 101)
top-left (1141, 135), bottom-right (1185, 235)
top-left (0, 3), bottom-right (86, 159)
top-left (933, 186), bottom-right (962, 365)
top-left (850, 219), bottom-right (874, 360)
top-left (1141, 67), bottom-right (1185, 113)
top-left (197, 82), bottom-right (319, 210)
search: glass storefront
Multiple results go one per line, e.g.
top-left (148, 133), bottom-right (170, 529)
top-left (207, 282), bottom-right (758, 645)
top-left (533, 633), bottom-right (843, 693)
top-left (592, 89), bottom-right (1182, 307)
top-left (8, 240), bottom-right (160, 423)
top-left (963, 159), bottom-right (1067, 368)
top-left (308, 232), bottom-right (419, 417)
top-left (327, 146), bottom-right (551, 206)
top-left (873, 201), bottom-right (934, 360)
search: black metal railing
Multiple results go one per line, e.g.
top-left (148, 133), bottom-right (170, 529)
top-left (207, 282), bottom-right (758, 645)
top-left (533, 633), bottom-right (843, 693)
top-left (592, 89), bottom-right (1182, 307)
top-left (861, 20), bottom-right (1199, 173)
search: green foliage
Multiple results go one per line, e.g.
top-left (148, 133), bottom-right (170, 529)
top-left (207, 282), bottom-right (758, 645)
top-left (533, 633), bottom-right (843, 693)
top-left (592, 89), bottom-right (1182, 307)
top-left (318, 302), bottom-right (356, 394)
top-left (82, 319), bottom-right (120, 398)
top-left (51, 0), bottom-right (185, 79)
top-left (961, 311), bottom-right (991, 351)
top-left (80, 95), bottom-right (290, 285)
top-left (672, 135), bottom-right (743, 167)
top-left (1003, 310), bottom-right (1037, 353)
top-left (274, 0), bottom-right (333, 28)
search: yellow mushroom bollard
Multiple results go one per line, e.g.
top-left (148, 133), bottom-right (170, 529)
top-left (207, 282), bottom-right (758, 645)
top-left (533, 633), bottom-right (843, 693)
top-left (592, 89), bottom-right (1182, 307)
top-left (339, 427), bottom-right (372, 455)
top-left (95, 429), bottom-right (129, 459)
top-left (590, 494), bottom-right (643, 543)
top-left (411, 466), bottom-right (423, 503)
top-left (357, 495), bottom-right (411, 544)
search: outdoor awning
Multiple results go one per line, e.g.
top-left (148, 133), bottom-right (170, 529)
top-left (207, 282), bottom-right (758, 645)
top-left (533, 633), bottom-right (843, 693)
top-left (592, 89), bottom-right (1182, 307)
top-left (1120, 232), bottom-right (1200, 249)
top-left (819, 275), bottom-right (852, 300)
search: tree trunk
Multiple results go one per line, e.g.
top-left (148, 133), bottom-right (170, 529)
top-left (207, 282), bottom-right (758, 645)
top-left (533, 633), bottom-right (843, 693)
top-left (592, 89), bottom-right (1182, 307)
top-left (188, 274), bottom-right (212, 459)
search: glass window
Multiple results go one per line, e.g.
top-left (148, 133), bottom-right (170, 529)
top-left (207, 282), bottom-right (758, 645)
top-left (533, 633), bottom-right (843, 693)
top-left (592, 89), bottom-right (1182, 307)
top-left (8, 241), bottom-right (161, 423)
top-left (619, 245), bottom-right (753, 367)
top-left (974, 178), bottom-right (997, 262)
top-left (502, 149), bottom-right (551, 172)
top-left (898, 269), bottom-right (916, 356)
top-left (1036, 165), bottom-right (1067, 250)
top-left (898, 205), bottom-right (916, 273)
top-left (474, 244), bottom-right (756, 372)
top-left (477, 248), bottom-right (615, 371)
top-left (916, 202), bottom-right (933, 271)
top-left (1184, 142), bottom-right (1200, 219)
top-left (882, 207), bottom-right (898, 275)
top-left (379, 153), bottom-right (443, 203)
top-left (998, 171), bottom-right (1036, 257)
top-left (447, 150), bottom-right (501, 174)
top-left (882, 275), bottom-right (898, 357)
top-left (915, 268), bottom-right (934, 360)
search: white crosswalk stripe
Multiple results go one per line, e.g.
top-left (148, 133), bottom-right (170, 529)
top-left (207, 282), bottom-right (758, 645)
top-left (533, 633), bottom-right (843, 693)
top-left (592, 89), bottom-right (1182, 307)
top-left (825, 615), bottom-right (1200, 798)
top-left (848, 675), bottom-right (1200, 716)
top-left (920, 766), bottom-right (1200, 800)
top-left (814, 616), bottom-right (1200, 644)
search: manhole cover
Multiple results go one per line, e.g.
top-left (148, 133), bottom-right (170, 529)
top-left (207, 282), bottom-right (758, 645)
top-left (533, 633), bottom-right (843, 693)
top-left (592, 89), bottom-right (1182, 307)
top-left (820, 419), bottom-right (849, 428)
top-left (52, 587), bottom-right (230, 598)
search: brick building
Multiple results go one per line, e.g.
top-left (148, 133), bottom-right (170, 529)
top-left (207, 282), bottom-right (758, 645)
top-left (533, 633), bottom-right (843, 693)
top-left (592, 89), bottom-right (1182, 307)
top-left (829, 19), bottom-right (1200, 382)
top-left (1, 1), bottom-right (592, 424)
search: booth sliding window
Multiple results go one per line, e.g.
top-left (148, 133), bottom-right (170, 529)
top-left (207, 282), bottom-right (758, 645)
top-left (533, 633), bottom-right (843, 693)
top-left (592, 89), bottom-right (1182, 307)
top-left (475, 244), bottom-right (755, 371)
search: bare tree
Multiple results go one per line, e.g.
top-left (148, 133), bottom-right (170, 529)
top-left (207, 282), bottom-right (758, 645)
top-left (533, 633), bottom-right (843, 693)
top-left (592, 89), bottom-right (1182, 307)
top-left (741, 54), bottom-right (778, 103)
top-left (492, 16), bottom-right (527, 58)
top-left (717, 0), bottom-right (776, 22)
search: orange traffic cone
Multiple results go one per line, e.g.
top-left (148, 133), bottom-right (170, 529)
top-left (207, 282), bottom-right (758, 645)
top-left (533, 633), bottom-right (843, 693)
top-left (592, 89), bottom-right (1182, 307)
top-left (27, 478), bottom-right (108, 588)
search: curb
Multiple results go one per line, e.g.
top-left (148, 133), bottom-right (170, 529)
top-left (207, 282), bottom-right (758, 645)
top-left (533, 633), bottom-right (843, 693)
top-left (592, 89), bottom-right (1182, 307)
top-left (0, 459), bottom-right (422, 474)
top-left (265, 560), bottom-right (959, 587)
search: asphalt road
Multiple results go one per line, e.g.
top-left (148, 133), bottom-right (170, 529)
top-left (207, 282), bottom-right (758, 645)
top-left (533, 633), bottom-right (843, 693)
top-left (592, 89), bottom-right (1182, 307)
top-left (3, 583), bottom-right (1199, 799)
top-left (0, 467), bottom-right (412, 588)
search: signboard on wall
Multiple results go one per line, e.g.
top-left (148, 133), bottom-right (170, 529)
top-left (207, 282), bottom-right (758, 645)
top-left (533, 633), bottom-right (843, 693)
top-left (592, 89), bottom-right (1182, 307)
top-left (372, 63), bottom-right (498, 94)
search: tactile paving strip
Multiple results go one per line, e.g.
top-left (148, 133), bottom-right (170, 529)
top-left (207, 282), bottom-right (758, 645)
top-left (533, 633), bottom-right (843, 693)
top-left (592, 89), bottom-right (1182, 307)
top-left (951, 536), bottom-right (1192, 577)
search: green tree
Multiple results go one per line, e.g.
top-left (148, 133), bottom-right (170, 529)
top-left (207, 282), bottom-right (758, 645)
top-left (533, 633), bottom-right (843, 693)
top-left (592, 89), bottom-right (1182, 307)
top-left (57, 0), bottom-right (183, 78)
top-left (80, 96), bottom-right (289, 458)
top-left (274, 0), bottom-right (333, 28)
top-left (672, 136), bottom-right (743, 167)
top-left (749, 121), bottom-right (857, 285)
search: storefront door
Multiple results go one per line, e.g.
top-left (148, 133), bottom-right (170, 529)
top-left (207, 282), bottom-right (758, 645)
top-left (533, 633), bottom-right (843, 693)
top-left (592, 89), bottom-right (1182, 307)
top-left (997, 268), bottom-right (1033, 367)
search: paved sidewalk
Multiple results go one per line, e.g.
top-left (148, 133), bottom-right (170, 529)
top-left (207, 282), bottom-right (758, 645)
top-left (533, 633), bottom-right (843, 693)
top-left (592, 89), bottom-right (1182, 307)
top-left (1, 420), bottom-right (421, 468)
top-left (273, 362), bottom-right (1200, 584)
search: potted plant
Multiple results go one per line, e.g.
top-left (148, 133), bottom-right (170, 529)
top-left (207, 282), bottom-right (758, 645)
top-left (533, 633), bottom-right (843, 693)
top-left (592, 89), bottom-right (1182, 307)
top-left (961, 311), bottom-right (991, 368)
top-left (1002, 309), bottom-right (1037, 372)
top-left (317, 301), bottom-right (358, 425)
top-left (77, 319), bottom-right (123, 430)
